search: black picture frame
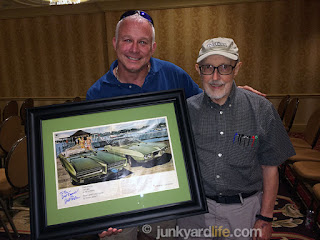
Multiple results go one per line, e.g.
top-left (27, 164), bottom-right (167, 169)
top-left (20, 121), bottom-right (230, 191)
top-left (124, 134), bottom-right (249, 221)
top-left (26, 89), bottom-right (207, 240)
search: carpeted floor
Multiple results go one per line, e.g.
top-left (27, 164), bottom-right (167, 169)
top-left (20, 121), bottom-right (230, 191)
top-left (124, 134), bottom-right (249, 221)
top-left (271, 179), bottom-right (320, 240)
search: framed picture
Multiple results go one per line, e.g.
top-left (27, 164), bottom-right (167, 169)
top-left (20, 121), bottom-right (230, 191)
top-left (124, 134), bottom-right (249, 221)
top-left (26, 89), bottom-right (207, 240)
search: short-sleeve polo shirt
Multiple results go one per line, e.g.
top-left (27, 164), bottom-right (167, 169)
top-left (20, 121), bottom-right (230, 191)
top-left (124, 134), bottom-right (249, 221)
top-left (86, 57), bottom-right (202, 100)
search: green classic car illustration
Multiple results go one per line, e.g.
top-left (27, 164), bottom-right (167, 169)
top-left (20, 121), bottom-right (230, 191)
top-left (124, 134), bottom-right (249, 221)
top-left (104, 138), bottom-right (171, 167)
top-left (58, 150), bottom-right (127, 185)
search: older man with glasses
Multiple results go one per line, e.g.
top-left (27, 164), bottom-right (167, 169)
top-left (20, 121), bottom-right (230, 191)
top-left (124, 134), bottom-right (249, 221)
top-left (176, 37), bottom-right (295, 240)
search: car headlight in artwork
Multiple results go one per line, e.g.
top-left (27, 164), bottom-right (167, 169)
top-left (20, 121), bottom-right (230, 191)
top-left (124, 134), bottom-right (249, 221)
top-left (159, 146), bottom-right (167, 154)
top-left (144, 153), bottom-right (153, 160)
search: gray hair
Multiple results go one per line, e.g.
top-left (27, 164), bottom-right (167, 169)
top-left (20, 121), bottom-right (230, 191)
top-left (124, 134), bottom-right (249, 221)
top-left (115, 14), bottom-right (155, 44)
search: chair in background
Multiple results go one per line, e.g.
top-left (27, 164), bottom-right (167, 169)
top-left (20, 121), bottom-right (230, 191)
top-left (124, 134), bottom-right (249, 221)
top-left (287, 148), bottom-right (320, 163)
top-left (283, 97), bottom-right (299, 132)
top-left (0, 116), bottom-right (25, 167)
top-left (312, 183), bottom-right (320, 230)
top-left (293, 161), bottom-right (320, 184)
top-left (2, 100), bottom-right (18, 122)
top-left (277, 95), bottom-right (290, 120)
top-left (290, 108), bottom-right (320, 149)
top-left (0, 136), bottom-right (28, 239)
top-left (291, 161), bottom-right (320, 230)
top-left (73, 96), bottom-right (82, 102)
top-left (281, 108), bottom-right (320, 178)
top-left (19, 98), bottom-right (34, 126)
top-left (0, 213), bottom-right (13, 240)
top-left (279, 146), bottom-right (320, 182)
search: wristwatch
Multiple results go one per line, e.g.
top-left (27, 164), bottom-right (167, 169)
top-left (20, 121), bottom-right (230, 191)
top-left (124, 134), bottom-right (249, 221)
top-left (256, 214), bottom-right (273, 222)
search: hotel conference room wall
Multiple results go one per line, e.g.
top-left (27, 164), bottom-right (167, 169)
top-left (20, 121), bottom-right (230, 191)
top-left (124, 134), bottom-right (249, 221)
top-left (0, 0), bottom-right (319, 130)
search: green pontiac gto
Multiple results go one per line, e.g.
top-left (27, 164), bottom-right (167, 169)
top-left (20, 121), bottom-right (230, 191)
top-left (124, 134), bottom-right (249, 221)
top-left (58, 150), bottom-right (127, 185)
top-left (104, 138), bottom-right (171, 167)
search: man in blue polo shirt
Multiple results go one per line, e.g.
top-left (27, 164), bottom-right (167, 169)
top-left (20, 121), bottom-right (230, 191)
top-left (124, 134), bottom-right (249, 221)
top-left (86, 11), bottom-right (202, 101)
top-left (89, 10), bottom-right (201, 240)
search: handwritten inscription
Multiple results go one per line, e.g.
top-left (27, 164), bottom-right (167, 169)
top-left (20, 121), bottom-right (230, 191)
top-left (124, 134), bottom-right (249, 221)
top-left (60, 189), bottom-right (80, 204)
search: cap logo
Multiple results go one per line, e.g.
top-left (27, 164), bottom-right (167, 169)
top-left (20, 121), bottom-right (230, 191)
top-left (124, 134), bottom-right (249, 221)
top-left (207, 42), bottom-right (227, 48)
top-left (197, 38), bottom-right (238, 63)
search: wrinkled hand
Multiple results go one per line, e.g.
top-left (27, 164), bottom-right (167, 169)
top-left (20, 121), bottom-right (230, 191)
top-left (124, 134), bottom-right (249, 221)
top-left (238, 85), bottom-right (267, 97)
top-left (252, 220), bottom-right (272, 240)
top-left (98, 228), bottom-right (123, 238)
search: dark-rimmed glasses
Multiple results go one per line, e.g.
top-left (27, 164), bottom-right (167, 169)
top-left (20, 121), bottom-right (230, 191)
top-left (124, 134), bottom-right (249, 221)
top-left (120, 10), bottom-right (154, 26)
top-left (199, 64), bottom-right (237, 75)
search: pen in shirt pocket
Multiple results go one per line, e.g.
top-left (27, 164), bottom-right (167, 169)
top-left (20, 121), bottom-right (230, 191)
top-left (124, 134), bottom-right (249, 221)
top-left (233, 133), bottom-right (258, 147)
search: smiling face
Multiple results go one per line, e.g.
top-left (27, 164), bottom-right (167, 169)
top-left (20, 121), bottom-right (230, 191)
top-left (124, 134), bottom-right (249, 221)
top-left (196, 54), bottom-right (241, 105)
top-left (113, 17), bottom-right (156, 74)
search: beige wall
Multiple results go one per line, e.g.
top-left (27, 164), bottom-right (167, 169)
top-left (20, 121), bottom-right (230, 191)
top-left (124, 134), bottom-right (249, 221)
top-left (0, 0), bottom-right (319, 131)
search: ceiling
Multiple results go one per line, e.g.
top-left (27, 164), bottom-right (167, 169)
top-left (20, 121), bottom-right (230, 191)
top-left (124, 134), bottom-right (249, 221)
top-left (0, 0), bottom-right (279, 10)
top-left (0, 0), bottom-right (116, 10)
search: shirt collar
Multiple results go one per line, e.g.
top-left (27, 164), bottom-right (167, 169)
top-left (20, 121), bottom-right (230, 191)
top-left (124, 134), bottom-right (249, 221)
top-left (104, 58), bottom-right (157, 85)
top-left (148, 57), bottom-right (158, 74)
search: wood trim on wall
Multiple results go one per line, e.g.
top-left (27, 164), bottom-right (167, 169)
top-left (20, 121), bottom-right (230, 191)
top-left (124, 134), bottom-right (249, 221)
top-left (266, 93), bottom-right (320, 99)
top-left (0, 96), bottom-right (85, 101)
top-left (1, 93), bottom-right (319, 102)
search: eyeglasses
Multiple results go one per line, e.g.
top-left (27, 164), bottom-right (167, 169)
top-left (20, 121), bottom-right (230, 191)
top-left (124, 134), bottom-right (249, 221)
top-left (199, 64), bottom-right (237, 75)
top-left (120, 10), bottom-right (154, 26)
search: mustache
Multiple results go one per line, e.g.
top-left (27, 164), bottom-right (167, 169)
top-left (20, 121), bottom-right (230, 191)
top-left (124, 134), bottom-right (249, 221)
top-left (208, 80), bottom-right (224, 86)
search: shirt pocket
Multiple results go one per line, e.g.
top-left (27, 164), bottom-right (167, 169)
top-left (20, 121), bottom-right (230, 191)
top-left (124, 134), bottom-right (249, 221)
top-left (227, 133), bottom-right (259, 168)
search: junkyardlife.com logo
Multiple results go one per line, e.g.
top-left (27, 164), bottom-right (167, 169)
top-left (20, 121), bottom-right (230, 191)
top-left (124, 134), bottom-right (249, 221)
top-left (141, 224), bottom-right (262, 239)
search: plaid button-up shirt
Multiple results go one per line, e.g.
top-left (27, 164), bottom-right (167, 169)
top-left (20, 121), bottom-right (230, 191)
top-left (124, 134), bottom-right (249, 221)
top-left (187, 82), bottom-right (295, 197)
